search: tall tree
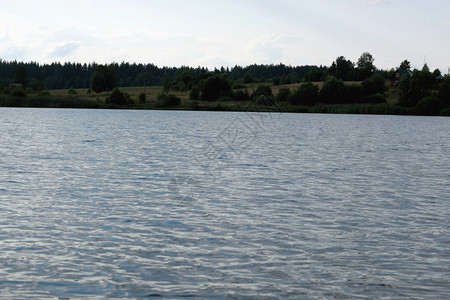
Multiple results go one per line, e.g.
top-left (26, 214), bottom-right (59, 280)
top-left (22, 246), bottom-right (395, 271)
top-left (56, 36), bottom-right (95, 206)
top-left (329, 56), bottom-right (354, 81)
top-left (91, 65), bottom-right (117, 93)
top-left (399, 60), bottom-right (411, 70)
top-left (357, 52), bottom-right (375, 80)
top-left (14, 66), bottom-right (28, 86)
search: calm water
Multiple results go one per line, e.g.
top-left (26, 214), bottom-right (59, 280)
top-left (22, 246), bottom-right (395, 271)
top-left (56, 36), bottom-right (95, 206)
top-left (0, 108), bottom-right (449, 299)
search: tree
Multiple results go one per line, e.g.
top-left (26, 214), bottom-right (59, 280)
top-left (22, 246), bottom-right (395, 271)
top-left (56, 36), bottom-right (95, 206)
top-left (251, 85), bottom-right (274, 105)
top-left (399, 69), bottom-right (436, 107)
top-left (438, 76), bottom-right (450, 107)
top-left (320, 76), bottom-right (345, 104)
top-left (14, 66), bottom-right (28, 86)
top-left (328, 56), bottom-right (355, 81)
top-left (189, 85), bottom-right (200, 100)
top-left (276, 87), bottom-right (291, 102)
top-left (400, 60), bottom-right (411, 71)
top-left (91, 65), bottom-right (117, 93)
top-left (139, 92), bottom-right (146, 103)
top-left (289, 82), bottom-right (319, 106)
top-left (361, 75), bottom-right (387, 95)
top-left (106, 87), bottom-right (131, 105)
top-left (357, 52), bottom-right (375, 80)
top-left (201, 75), bottom-right (232, 101)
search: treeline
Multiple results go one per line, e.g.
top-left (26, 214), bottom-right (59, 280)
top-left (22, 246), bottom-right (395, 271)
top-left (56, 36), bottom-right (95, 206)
top-left (0, 59), bottom-right (317, 91)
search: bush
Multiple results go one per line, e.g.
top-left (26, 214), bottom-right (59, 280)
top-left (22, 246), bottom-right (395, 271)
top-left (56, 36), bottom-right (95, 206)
top-left (218, 96), bottom-right (233, 102)
top-left (232, 83), bottom-right (245, 89)
top-left (139, 92), bottom-right (146, 103)
top-left (189, 85), bottom-right (200, 100)
top-left (68, 88), bottom-right (77, 95)
top-left (158, 93), bottom-right (181, 107)
top-left (344, 84), bottom-right (364, 103)
top-left (233, 89), bottom-right (250, 102)
top-left (416, 96), bottom-right (443, 115)
top-left (438, 76), bottom-right (450, 107)
top-left (320, 76), bottom-right (345, 104)
top-left (251, 85), bottom-right (273, 99)
top-left (201, 75), bottom-right (232, 101)
top-left (361, 93), bottom-right (386, 104)
top-left (289, 82), bottom-right (319, 106)
top-left (362, 75), bottom-right (387, 95)
top-left (38, 90), bottom-right (51, 96)
top-left (106, 88), bottom-right (131, 105)
top-left (276, 87), bottom-right (291, 102)
top-left (11, 86), bottom-right (27, 98)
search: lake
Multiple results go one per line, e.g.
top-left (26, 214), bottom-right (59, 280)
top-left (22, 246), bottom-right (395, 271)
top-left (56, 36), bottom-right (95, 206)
top-left (0, 108), bottom-right (449, 299)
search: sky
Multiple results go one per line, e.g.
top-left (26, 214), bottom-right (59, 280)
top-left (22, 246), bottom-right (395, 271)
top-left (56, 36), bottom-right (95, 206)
top-left (0, 0), bottom-right (449, 72)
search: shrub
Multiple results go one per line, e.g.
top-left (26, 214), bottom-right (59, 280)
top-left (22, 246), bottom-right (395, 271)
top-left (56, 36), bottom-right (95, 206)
top-left (276, 87), bottom-right (291, 102)
top-left (218, 96), bottom-right (233, 102)
top-left (189, 85), bottom-right (200, 100)
top-left (106, 88), bottom-right (131, 105)
top-left (68, 88), bottom-right (77, 95)
top-left (11, 86), bottom-right (27, 98)
top-left (233, 89), bottom-right (250, 102)
top-left (201, 75), bottom-right (232, 101)
top-left (158, 93), bottom-right (181, 107)
top-left (139, 92), bottom-right (146, 103)
top-left (320, 76), bottom-right (345, 104)
top-left (416, 96), bottom-right (443, 115)
top-left (438, 76), bottom-right (450, 107)
top-left (251, 85), bottom-right (273, 99)
top-left (362, 75), bottom-right (387, 95)
top-left (38, 90), bottom-right (51, 96)
top-left (344, 84), bottom-right (364, 103)
top-left (232, 83), bottom-right (245, 89)
top-left (361, 93), bottom-right (386, 104)
top-left (289, 82), bottom-right (319, 106)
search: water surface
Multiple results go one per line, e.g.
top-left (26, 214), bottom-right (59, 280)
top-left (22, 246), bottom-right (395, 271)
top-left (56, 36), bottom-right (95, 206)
top-left (0, 108), bottom-right (449, 299)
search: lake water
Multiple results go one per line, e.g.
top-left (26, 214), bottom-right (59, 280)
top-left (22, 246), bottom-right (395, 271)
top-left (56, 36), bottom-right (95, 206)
top-left (0, 108), bottom-right (449, 299)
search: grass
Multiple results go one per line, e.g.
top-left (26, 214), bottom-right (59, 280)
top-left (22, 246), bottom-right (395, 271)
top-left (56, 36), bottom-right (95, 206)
top-left (1, 82), bottom-right (447, 116)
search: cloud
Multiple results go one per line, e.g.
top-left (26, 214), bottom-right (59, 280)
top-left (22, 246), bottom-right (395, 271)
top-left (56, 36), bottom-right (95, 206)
top-left (245, 33), bottom-right (305, 65)
top-left (49, 41), bottom-right (81, 57)
top-left (365, 0), bottom-right (392, 6)
top-left (0, 23), bottom-right (8, 43)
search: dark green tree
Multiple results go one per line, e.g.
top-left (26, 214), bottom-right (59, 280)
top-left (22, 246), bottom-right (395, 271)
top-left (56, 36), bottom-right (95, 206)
top-left (233, 89), bottom-right (250, 102)
top-left (189, 85), bottom-right (200, 100)
top-left (251, 85), bottom-right (274, 105)
top-left (357, 52), bottom-right (375, 80)
top-left (399, 69), bottom-right (436, 107)
top-left (91, 65), bottom-right (117, 93)
top-left (361, 75), bottom-right (387, 95)
top-left (139, 92), bottom-right (146, 103)
top-left (201, 75), bottom-right (232, 101)
top-left (289, 82), bottom-right (319, 106)
top-left (14, 66), bottom-right (28, 86)
top-left (276, 87), bottom-right (291, 102)
top-left (399, 60), bottom-right (411, 71)
top-left (320, 76), bottom-right (345, 104)
top-left (106, 87), bottom-right (131, 105)
top-left (438, 76), bottom-right (450, 107)
top-left (328, 56), bottom-right (354, 81)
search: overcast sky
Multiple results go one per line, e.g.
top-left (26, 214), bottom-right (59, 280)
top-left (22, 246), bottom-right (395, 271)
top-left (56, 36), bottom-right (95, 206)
top-left (0, 0), bottom-right (449, 72)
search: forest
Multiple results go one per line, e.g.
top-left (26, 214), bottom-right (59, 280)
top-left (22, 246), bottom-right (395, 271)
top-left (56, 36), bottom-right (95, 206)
top-left (0, 52), bottom-right (449, 116)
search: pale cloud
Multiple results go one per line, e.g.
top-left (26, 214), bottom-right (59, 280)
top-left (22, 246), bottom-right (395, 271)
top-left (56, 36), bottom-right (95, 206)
top-left (365, 0), bottom-right (392, 6)
top-left (49, 41), bottom-right (81, 58)
top-left (245, 33), bottom-right (305, 65)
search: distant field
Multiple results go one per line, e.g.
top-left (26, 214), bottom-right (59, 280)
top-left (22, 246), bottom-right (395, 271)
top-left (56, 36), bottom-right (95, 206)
top-left (22, 80), bottom-right (401, 109)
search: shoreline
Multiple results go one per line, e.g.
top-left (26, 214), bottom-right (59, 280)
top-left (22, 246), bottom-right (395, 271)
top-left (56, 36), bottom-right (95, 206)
top-left (2, 95), bottom-right (449, 116)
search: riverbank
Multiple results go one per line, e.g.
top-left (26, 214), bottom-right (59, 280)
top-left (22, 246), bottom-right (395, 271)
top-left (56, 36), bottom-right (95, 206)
top-left (1, 84), bottom-right (449, 116)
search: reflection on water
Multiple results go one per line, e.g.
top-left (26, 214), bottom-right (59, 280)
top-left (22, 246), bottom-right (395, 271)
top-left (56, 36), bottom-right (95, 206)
top-left (0, 108), bottom-right (449, 298)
